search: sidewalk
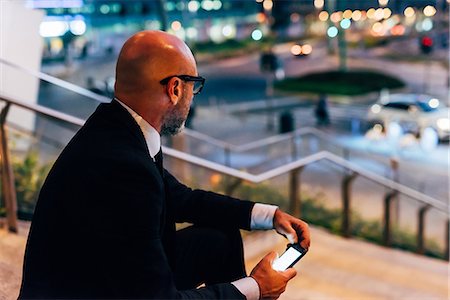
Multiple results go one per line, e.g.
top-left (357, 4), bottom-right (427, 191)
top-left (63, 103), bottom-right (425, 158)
top-left (1, 222), bottom-right (448, 300)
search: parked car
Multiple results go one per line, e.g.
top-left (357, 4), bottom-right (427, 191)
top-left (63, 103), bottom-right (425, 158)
top-left (367, 93), bottom-right (450, 140)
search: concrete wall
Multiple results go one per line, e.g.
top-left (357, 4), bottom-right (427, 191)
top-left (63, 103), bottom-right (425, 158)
top-left (0, 0), bottom-right (44, 134)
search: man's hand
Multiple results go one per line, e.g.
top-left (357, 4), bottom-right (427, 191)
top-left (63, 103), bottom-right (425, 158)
top-left (250, 252), bottom-right (297, 300)
top-left (273, 209), bottom-right (310, 250)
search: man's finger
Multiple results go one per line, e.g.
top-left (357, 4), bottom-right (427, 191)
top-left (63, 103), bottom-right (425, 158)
top-left (265, 251), bottom-right (278, 263)
top-left (282, 268), bottom-right (297, 280)
top-left (292, 221), bottom-right (310, 249)
top-left (285, 232), bottom-right (296, 244)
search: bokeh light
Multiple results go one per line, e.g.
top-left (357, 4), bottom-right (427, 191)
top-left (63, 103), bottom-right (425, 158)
top-left (343, 10), bottom-right (352, 20)
top-left (404, 7), bottom-right (415, 18)
top-left (319, 11), bottom-right (329, 21)
top-left (340, 19), bottom-right (351, 29)
top-left (327, 26), bottom-right (338, 37)
top-left (423, 5), bottom-right (436, 17)
top-left (352, 10), bottom-right (362, 21)
top-left (171, 21), bottom-right (182, 31)
top-left (251, 29), bottom-right (263, 40)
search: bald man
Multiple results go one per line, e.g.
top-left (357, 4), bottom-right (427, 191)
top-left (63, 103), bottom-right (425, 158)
top-left (19, 31), bottom-right (310, 299)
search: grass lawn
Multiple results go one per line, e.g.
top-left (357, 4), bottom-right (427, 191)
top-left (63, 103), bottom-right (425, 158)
top-left (274, 69), bottom-right (405, 96)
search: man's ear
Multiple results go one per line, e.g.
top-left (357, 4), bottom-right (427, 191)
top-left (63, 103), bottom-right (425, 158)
top-left (168, 77), bottom-right (182, 105)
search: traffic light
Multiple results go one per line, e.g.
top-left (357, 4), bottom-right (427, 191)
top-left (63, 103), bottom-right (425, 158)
top-left (420, 36), bottom-right (433, 54)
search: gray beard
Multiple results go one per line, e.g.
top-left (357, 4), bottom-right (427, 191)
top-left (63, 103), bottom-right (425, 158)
top-left (161, 114), bottom-right (186, 136)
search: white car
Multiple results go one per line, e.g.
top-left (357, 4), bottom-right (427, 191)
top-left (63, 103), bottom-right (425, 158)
top-left (367, 94), bottom-right (450, 140)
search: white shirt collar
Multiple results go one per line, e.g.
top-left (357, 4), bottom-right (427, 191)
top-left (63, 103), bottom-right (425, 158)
top-left (115, 98), bottom-right (161, 159)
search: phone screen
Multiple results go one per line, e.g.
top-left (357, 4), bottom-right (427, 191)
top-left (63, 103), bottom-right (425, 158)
top-left (272, 247), bottom-right (303, 271)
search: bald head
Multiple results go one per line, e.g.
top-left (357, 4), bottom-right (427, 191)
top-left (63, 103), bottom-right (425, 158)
top-left (113, 30), bottom-right (198, 133)
top-left (114, 30), bottom-right (197, 101)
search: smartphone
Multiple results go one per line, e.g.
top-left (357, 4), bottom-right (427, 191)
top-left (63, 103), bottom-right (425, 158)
top-left (272, 244), bottom-right (307, 271)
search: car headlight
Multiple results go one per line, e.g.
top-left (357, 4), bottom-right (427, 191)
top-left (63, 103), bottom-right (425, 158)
top-left (436, 118), bottom-right (450, 131)
top-left (370, 104), bottom-right (381, 114)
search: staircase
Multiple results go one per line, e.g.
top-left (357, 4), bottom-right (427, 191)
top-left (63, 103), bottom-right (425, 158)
top-left (1, 222), bottom-right (448, 300)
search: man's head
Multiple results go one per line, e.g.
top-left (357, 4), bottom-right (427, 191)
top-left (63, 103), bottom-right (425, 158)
top-left (114, 30), bottom-right (203, 135)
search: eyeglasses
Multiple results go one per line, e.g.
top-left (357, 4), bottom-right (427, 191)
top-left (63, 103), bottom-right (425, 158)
top-left (160, 75), bottom-right (205, 95)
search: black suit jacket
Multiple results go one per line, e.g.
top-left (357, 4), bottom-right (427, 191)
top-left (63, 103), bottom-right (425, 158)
top-left (19, 100), bottom-right (255, 299)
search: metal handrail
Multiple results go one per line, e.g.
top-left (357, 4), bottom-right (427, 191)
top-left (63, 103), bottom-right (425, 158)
top-left (0, 58), bottom-right (110, 104)
top-left (183, 127), bottom-right (330, 152)
top-left (164, 147), bottom-right (449, 215)
top-left (0, 91), bottom-right (85, 126)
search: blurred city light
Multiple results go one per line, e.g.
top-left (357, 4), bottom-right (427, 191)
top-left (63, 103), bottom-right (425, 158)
top-left (374, 8), bottom-right (384, 20)
top-left (209, 25), bottom-right (223, 42)
top-left (437, 118), bottom-right (450, 131)
top-left (390, 24), bottom-right (405, 35)
top-left (383, 8), bottom-right (392, 19)
top-left (212, 0), bottom-right (222, 10)
top-left (373, 124), bottom-right (383, 132)
top-left (428, 98), bottom-right (440, 108)
top-left (222, 24), bottom-right (236, 38)
top-left (256, 12), bottom-right (266, 23)
top-left (371, 104), bottom-right (381, 114)
top-left (186, 27), bottom-right (198, 39)
top-left (343, 10), bottom-right (352, 19)
top-left (69, 18), bottom-right (86, 35)
top-left (301, 44), bottom-right (312, 55)
top-left (314, 0), bottom-right (324, 9)
top-left (263, 0), bottom-right (273, 11)
top-left (378, 0), bottom-right (389, 6)
top-left (372, 22), bottom-right (384, 34)
top-left (187, 1), bottom-right (200, 13)
top-left (291, 44), bottom-right (302, 55)
top-left (423, 5), bottom-right (437, 17)
top-left (404, 7), bottom-right (415, 18)
top-left (340, 18), bottom-right (351, 29)
top-left (327, 26), bottom-right (338, 37)
top-left (255, 0), bottom-right (263, 3)
top-left (330, 12), bottom-right (342, 23)
top-left (367, 8), bottom-right (376, 19)
top-left (202, 0), bottom-right (214, 11)
top-left (40, 20), bottom-right (68, 37)
top-left (26, 0), bottom-right (83, 8)
top-left (352, 10), bottom-right (362, 21)
top-left (319, 11), bottom-right (329, 22)
top-left (99, 4), bottom-right (110, 14)
top-left (419, 18), bottom-right (433, 31)
top-left (171, 21), bottom-right (182, 31)
top-left (251, 29), bottom-right (263, 40)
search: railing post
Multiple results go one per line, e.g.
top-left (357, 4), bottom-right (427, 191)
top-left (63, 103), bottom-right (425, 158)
top-left (389, 157), bottom-right (400, 226)
top-left (289, 166), bottom-right (304, 218)
top-left (341, 172), bottom-right (357, 238)
top-left (445, 219), bottom-right (449, 261)
top-left (224, 146), bottom-right (231, 167)
top-left (383, 191), bottom-right (397, 247)
top-left (224, 178), bottom-right (242, 197)
top-left (417, 205), bottom-right (430, 255)
top-left (0, 103), bottom-right (18, 233)
top-left (290, 134), bottom-right (297, 161)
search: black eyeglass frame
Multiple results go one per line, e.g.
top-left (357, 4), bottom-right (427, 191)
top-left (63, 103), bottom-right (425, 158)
top-left (160, 75), bottom-right (205, 95)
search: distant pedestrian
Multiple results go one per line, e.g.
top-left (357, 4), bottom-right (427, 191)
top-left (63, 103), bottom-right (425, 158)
top-left (315, 93), bottom-right (330, 126)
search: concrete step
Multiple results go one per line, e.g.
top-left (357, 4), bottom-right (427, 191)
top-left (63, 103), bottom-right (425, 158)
top-left (244, 227), bottom-right (449, 300)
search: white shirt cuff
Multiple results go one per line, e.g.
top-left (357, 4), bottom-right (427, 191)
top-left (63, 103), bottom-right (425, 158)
top-left (231, 277), bottom-right (260, 300)
top-left (250, 203), bottom-right (278, 230)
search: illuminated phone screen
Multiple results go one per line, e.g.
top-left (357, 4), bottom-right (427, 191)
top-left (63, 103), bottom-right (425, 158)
top-left (272, 247), bottom-right (303, 271)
